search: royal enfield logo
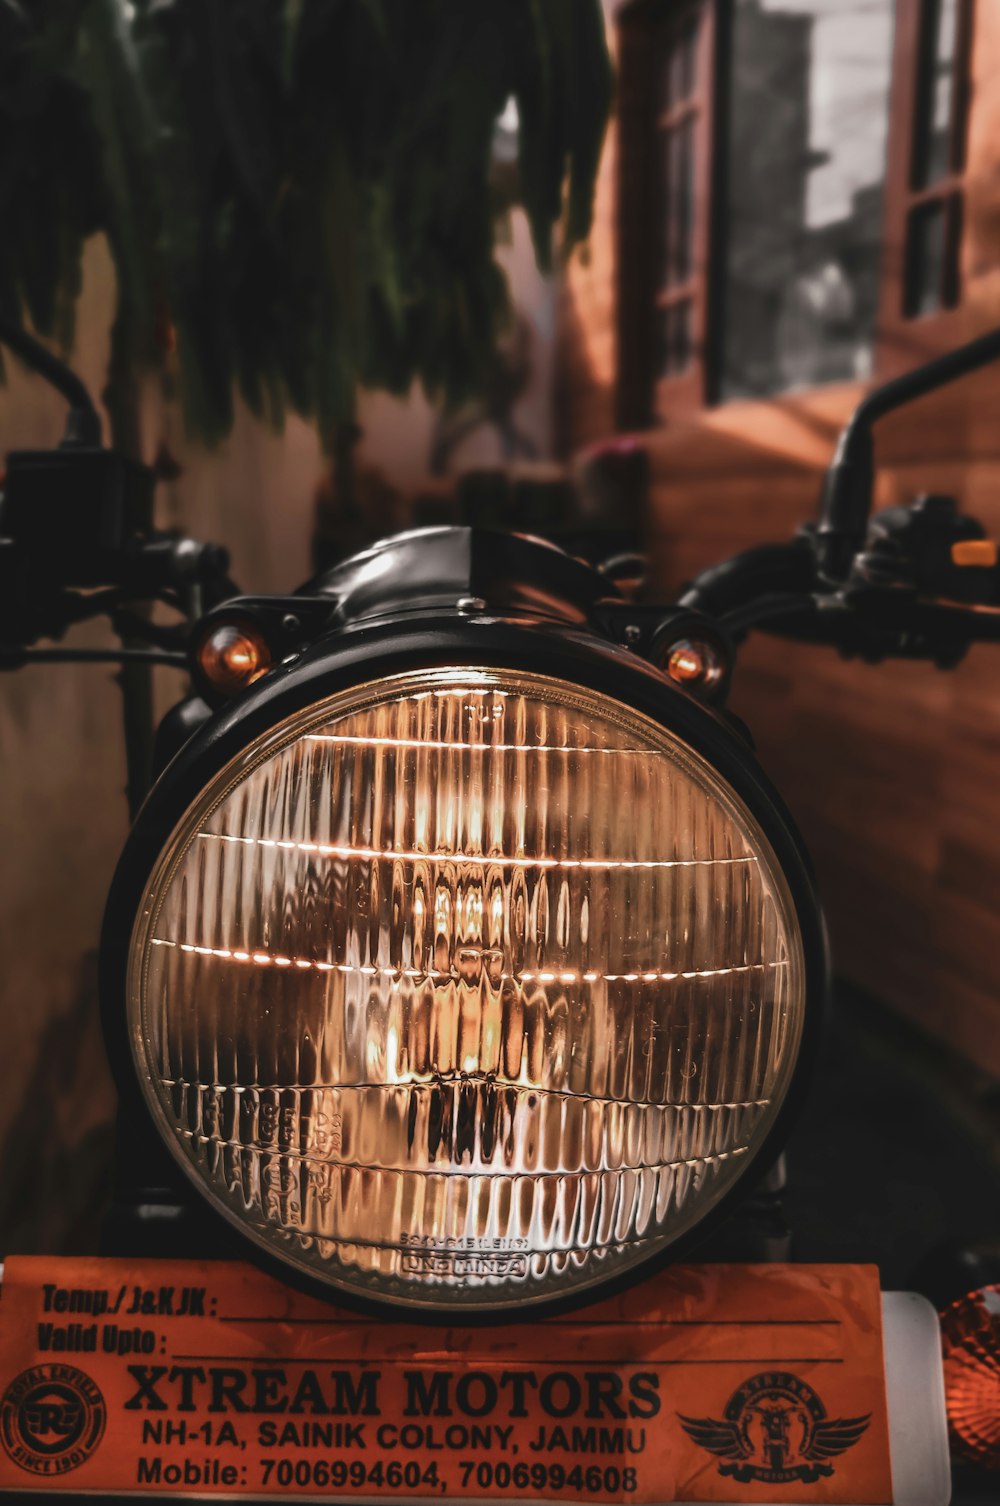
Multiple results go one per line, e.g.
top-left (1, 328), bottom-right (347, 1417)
top-left (0, 1363), bottom-right (106, 1476)
top-left (679, 1371), bottom-right (870, 1486)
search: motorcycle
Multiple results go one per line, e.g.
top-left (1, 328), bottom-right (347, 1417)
top-left (2, 312), bottom-right (999, 1499)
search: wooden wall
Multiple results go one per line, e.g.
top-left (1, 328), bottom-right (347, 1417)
top-left (642, 390), bottom-right (1000, 1080)
top-left (0, 203), bottom-right (568, 1254)
top-left (554, 1), bottom-right (621, 455)
top-left (0, 241), bottom-right (324, 1252)
top-left (555, 1), bottom-right (1000, 1076)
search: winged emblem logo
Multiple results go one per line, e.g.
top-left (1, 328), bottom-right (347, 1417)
top-left (678, 1371), bottom-right (871, 1486)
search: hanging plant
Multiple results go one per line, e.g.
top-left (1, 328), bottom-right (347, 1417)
top-left (0, 0), bottom-right (611, 450)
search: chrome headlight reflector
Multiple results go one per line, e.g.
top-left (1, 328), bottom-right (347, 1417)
top-left (108, 636), bottom-right (821, 1316)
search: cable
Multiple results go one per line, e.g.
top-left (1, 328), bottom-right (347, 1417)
top-left (721, 592), bottom-right (818, 637)
top-left (818, 325), bottom-right (1000, 579)
top-left (110, 607), bottom-right (189, 650)
top-left (0, 312), bottom-right (103, 447)
top-left (679, 538), bottom-right (816, 618)
top-left (0, 647), bottom-right (187, 668)
top-left (852, 325), bottom-right (1000, 431)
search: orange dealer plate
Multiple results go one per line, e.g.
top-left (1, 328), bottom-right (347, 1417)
top-left (0, 1257), bottom-right (892, 1502)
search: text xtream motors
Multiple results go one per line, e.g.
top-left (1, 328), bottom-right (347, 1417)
top-left (124, 1364), bottom-right (663, 1425)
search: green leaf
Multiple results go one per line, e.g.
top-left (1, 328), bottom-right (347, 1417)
top-left (0, 0), bottom-right (610, 449)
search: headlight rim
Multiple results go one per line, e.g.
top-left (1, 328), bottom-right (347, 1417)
top-left (101, 614), bottom-right (828, 1323)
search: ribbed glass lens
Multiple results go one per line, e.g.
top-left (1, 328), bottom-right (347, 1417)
top-left (128, 668), bottom-right (807, 1310)
top-left (942, 1285), bottom-right (1000, 1469)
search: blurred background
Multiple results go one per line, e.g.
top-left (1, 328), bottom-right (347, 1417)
top-left (1, 0), bottom-right (999, 1284)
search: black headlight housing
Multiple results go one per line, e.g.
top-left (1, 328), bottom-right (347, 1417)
top-left (101, 528), bottom-right (827, 1319)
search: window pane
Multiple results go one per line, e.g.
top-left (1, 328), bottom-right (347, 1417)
top-left (657, 300), bottom-right (693, 378)
top-left (678, 14), bottom-right (698, 100)
top-left (719, 0), bottom-right (895, 401)
top-left (913, 0), bottom-right (963, 187)
top-left (904, 195), bottom-right (961, 315)
top-left (664, 118), bottom-right (696, 287)
top-left (905, 202), bottom-right (946, 316)
top-left (662, 13), bottom-right (699, 113)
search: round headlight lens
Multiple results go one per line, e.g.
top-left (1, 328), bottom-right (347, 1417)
top-left (128, 667), bottom-right (807, 1311)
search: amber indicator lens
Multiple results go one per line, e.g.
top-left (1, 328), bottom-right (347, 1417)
top-left (128, 668), bottom-right (807, 1312)
top-left (196, 621), bottom-right (272, 694)
top-left (664, 638), bottom-right (726, 696)
top-left (941, 1284), bottom-right (1000, 1469)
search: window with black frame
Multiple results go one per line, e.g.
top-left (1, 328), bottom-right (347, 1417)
top-left (654, 5), bottom-right (703, 380)
top-left (718, 0), bottom-right (897, 401)
top-left (902, 0), bottom-right (973, 317)
top-left (618, 0), bottom-right (977, 424)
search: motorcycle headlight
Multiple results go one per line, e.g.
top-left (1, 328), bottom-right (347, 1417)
top-left (103, 531), bottom-right (824, 1317)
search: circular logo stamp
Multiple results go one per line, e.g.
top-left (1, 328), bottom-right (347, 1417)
top-left (1, 1364), bottom-right (106, 1476)
top-left (679, 1370), bottom-right (871, 1485)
